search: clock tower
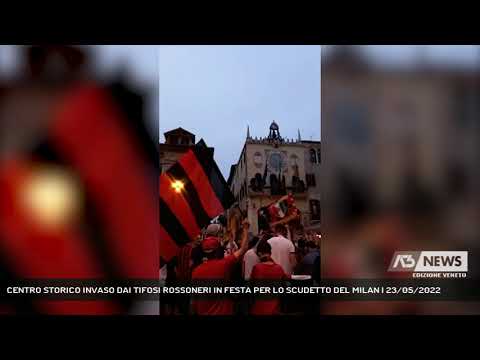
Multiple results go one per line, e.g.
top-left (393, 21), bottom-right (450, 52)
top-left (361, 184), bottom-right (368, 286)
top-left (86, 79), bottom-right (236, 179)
top-left (227, 121), bottom-right (321, 235)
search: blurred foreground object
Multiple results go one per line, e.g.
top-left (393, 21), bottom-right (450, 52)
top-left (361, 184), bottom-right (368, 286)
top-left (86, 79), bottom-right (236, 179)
top-left (0, 46), bottom-right (158, 314)
top-left (19, 165), bottom-right (83, 230)
top-left (322, 45), bottom-right (480, 314)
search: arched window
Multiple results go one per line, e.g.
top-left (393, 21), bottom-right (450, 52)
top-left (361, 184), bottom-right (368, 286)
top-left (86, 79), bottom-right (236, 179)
top-left (317, 148), bottom-right (321, 164)
top-left (310, 149), bottom-right (317, 163)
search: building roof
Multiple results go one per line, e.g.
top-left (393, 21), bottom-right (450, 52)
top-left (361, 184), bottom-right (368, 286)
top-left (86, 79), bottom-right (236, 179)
top-left (163, 127), bottom-right (195, 137)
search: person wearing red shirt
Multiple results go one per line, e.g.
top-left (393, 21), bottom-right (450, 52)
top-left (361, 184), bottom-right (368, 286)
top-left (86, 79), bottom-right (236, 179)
top-left (250, 241), bottom-right (290, 315)
top-left (191, 219), bottom-right (250, 315)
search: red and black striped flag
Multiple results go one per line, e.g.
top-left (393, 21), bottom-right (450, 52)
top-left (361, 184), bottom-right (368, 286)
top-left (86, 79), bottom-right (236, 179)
top-left (0, 84), bottom-right (158, 314)
top-left (160, 145), bottom-right (234, 263)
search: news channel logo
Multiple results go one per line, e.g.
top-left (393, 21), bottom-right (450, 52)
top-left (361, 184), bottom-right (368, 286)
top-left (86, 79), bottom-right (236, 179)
top-left (388, 251), bottom-right (468, 278)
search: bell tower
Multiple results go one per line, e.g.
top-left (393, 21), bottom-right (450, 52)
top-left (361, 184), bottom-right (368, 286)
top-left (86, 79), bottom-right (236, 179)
top-left (267, 120), bottom-right (283, 143)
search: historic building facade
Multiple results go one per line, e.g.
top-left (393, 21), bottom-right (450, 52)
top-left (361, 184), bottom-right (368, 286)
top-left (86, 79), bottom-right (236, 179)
top-left (159, 127), bottom-right (214, 174)
top-left (227, 121), bottom-right (321, 235)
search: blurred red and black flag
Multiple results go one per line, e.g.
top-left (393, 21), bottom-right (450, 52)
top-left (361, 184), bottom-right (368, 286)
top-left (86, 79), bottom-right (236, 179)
top-left (160, 145), bottom-right (234, 264)
top-left (258, 194), bottom-right (301, 232)
top-left (0, 59), bottom-right (158, 315)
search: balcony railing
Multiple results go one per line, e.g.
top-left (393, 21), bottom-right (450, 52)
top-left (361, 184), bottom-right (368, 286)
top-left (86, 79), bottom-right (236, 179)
top-left (248, 185), bottom-right (307, 197)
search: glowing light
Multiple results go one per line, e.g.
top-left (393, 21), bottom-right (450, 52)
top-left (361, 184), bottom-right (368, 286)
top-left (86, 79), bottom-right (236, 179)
top-left (171, 180), bottom-right (184, 193)
top-left (19, 166), bottom-right (83, 229)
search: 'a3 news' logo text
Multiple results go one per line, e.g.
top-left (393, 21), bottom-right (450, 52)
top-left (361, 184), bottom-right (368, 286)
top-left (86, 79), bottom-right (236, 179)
top-left (388, 251), bottom-right (468, 278)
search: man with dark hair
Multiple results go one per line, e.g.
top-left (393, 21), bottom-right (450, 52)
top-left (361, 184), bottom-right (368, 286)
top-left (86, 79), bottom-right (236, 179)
top-left (191, 219), bottom-right (250, 315)
top-left (250, 241), bottom-right (289, 315)
top-left (268, 224), bottom-right (296, 275)
top-left (274, 224), bottom-right (288, 237)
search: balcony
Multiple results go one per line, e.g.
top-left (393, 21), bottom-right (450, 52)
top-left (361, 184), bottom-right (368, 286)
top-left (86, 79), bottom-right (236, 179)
top-left (248, 185), bottom-right (307, 198)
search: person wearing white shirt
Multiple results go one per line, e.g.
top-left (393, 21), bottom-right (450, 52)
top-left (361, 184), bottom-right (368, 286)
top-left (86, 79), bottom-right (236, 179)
top-left (268, 225), bottom-right (296, 276)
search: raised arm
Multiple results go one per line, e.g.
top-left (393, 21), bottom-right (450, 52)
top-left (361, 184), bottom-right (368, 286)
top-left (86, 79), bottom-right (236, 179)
top-left (233, 219), bottom-right (250, 259)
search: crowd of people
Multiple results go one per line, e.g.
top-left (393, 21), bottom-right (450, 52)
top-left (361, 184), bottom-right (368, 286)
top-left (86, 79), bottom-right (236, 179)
top-left (160, 217), bottom-right (321, 315)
